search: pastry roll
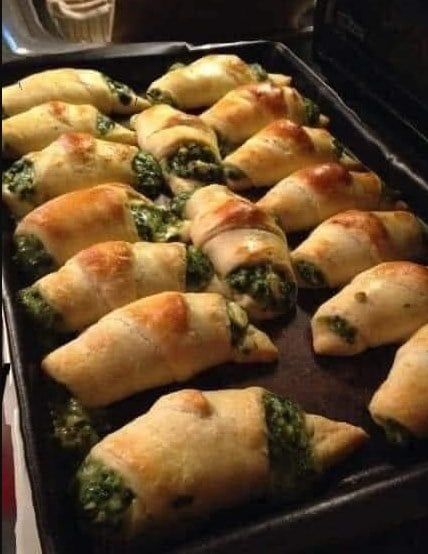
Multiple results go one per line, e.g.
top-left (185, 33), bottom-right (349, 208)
top-left (256, 163), bottom-right (397, 233)
top-left (2, 133), bottom-right (165, 217)
top-left (184, 185), bottom-right (297, 319)
top-left (146, 54), bottom-right (291, 110)
top-left (2, 102), bottom-right (137, 159)
top-left (312, 262), bottom-right (428, 356)
top-left (292, 211), bottom-right (428, 288)
top-left (42, 293), bottom-right (278, 407)
top-left (201, 82), bottom-right (328, 156)
top-left (20, 241), bottom-right (215, 333)
top-left (132, 105), bottom-right (223, 195)
top-left (223, 120), bottom-right (362, 191)
top-left (75, 387), bottom-right (367, 538)
top-left (369, 325), bottom-right (428, 443)
top-left (2, 68), bottom-right (148, 117)
top-left (14, 183), bottom-right (190, 279)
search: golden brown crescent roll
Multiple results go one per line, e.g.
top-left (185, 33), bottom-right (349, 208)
top-left (132, 105), bottom-right (223, 195)
top-left (256, 163), bottom-right (397, 232)
top-left (312, 262), bottom-right (428, 355)
top-left (19, 241), bottom-right (216, 333)
top-left (292, 210), bottom-right (428, 288)
top-left (75, 387), bottom-right (367, 538)
top-left (2, 102), bottom-right (137, 159)
top-left (2, 68), bottom-right (148, 117)
top-left (42, 293), bottom-right (278, 407)
top-left (14, 183), bottom-right (190, 279)
top-left (2, 133), bottom-right (165, 217)
top-left (201, 82), bottom-right (328, 156)
top-left (369, 325), bottom-right (428, 443)
top-left (223, 120), bottom-right (362, 191)
top-left (146, 54), bottom-right (291, 110)
top-left (183, 184), bottom-right (297, 319)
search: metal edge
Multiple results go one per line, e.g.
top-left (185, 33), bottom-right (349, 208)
top-left (1, 41), bottom-right (192, 70)
top-left (2, 273), bottom-right (56, 554)
top-left (175, 464), bottom-right (428, 553)
top-left (1, 39), bottom-right (272, 70)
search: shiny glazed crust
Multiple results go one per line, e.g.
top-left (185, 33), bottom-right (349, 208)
top-left (147, 54), bottom-right (291, 110)
top-left (292, 210), bottom-right (427, 287)
top-left (15, 183), bottom-right (149, 266)
top-left (2, 68), bottom-right (148, 116)
top-left (224, 120), bottom-right (345, 190)
top-left (42, 293), bottom-right (278, 407)
top-left (187, 184), bottom-right (283, 247)
top-left (257, 163), bottom-right (388, 232)
top-left (186, 185), bottom-right (296, 318)
top-left (34, 241), bottom-right (187, 331)
top-left (2, 133), bottom-right (141, 216)
top-left (2, 102), bottom-right (137, 158)
top-left (201, 83), bottom-right (320, 147)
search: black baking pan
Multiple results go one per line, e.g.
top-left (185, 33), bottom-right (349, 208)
top-left (2, 40), bottom-right (428, 554)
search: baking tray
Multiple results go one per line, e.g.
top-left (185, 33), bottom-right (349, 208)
top-left (2, 40), bottom-right (428, 554)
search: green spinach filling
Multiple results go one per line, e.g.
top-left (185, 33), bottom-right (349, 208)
top-left (185, 246), bottom-right (214, 291)
top-left (146, 88), bottom-right (177, 107)
top-left (303, 97), bottom-right (321, 126)
top-left (19, 286), bottom-right (63, 331)
top-left (318, 315), bottom-right (357, 344)
top-left (170, 191), bottom-right (193, 218)
top-left (166, 142), bottom-right (224, 183)
top-left (250, 63), bottom-right (268, 82)
top-left (382, 419), bottom-right (414, 447)
top-left (263, 392), bottom-right (316, 498)
top-left (132, 151), bottom-right (165, 199)
top-left (76, 458), bottom-right (134, 531)
top-left (14, 234), bottom-right (56, 278)
top-left (103, 74), bottom-right (134, 106)
top-left (227, 301), bottom-right (249, 347)
top-left (95, 113), bottom-right (116, 136)
top-left (129, 202), bottom-right (183, 242)
top-left (295, 260), bottom-right (326, 288)
top-left (51, 397), bottom-right (100, 455)
top-left (223, 163), bottom-right (247, 182)
top-left (3, 158), bottom-right (36, 201)
top-left (226, 264), bottom-right (297, 313)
